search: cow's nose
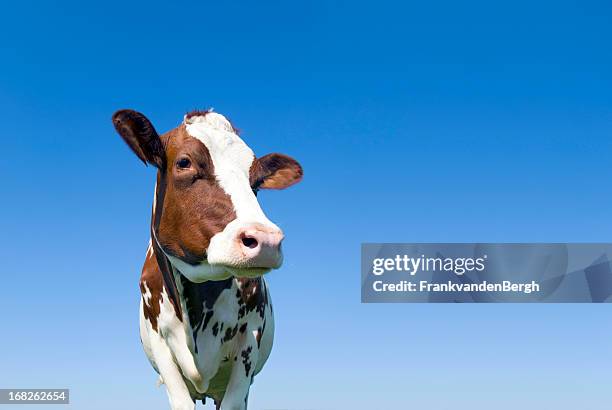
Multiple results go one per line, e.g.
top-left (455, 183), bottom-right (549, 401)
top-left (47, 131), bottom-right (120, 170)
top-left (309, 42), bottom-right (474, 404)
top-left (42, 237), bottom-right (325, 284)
top-left (237, 224), bottom-right (284, 268)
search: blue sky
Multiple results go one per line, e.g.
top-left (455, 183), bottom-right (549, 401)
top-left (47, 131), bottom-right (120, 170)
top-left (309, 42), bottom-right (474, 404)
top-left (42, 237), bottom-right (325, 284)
top-left (1, 1), bottom-right (612, 409)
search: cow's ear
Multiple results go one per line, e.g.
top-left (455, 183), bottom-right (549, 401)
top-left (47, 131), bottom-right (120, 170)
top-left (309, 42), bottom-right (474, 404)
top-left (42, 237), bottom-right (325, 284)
top-left (112, 109), bottom-right (165, 168)
top-left (251, 153), bottom-right (303, 190)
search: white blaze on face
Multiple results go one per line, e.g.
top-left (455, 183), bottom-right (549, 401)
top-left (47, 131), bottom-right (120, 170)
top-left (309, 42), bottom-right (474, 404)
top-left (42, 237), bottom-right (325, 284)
top-left (179, 112), bottom-right (280, 279)
top-left (184, 113), bottom-right (272, 224)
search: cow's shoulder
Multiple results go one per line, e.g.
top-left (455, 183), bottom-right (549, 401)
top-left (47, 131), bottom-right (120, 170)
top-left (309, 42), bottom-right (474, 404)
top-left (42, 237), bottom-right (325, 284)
top-left (139, 243), bottom-right (164, 331)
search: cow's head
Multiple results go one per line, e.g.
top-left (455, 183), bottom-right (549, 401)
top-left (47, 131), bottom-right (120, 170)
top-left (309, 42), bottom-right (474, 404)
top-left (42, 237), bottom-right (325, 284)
top-left (112, 109), bottom-right (302, 282)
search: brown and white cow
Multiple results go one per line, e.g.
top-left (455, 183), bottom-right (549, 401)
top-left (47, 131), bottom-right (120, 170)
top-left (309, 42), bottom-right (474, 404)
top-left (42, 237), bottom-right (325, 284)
top-left (112, 109), bottom-right (302, 410)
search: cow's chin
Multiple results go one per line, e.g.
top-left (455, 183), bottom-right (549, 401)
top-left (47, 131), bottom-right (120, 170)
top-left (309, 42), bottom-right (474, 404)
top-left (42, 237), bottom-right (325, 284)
top-left (165, 253), bottom-right (273, 283)
top-left (225, 266), bottom-right (272, 279)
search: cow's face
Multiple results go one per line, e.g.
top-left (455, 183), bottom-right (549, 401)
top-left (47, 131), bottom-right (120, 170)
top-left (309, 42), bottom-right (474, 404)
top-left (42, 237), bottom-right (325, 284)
top-left (112, 109), bottom-right (302, 282)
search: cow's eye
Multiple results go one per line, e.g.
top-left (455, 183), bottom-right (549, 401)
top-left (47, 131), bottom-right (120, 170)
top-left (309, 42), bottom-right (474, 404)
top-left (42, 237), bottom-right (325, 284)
top-left (177, 158), bottom-right (191, 169)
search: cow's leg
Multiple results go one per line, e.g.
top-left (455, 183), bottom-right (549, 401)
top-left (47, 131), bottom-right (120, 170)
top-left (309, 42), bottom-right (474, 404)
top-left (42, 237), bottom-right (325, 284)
top-left (219, 337), bottom-right (259, 410)
top-left (149, 332), bottom-right (195, 410)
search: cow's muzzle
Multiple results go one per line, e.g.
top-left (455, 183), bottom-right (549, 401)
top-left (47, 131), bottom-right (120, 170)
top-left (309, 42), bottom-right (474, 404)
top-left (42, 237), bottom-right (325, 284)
top-left (236, 223), bottom-right (284, 269)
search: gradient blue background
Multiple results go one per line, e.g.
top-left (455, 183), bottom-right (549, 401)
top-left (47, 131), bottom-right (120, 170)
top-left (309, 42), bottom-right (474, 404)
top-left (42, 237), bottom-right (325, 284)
top-left (1, 1), bottom-right (611, 409)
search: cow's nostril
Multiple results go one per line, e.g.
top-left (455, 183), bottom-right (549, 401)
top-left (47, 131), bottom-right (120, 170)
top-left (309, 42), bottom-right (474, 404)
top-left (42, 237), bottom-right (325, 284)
top-left (242, 236), bottom-right (258, 249)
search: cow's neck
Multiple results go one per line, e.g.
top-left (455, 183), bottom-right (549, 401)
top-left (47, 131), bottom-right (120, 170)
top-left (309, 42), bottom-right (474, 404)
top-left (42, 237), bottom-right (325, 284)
top-left (150, 229), bottom-right (236, 350)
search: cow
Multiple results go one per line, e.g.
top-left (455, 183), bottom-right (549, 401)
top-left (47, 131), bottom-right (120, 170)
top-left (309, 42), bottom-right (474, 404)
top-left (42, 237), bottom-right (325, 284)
top-left (112, 109), bottom-right (303, 410)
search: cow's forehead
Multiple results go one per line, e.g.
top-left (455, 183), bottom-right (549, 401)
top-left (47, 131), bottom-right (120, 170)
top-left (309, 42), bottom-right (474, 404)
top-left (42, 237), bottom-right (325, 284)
top-left (183, 111), bottom-right (269, 224)
top-left (183, 112), bottom-right (254, 173)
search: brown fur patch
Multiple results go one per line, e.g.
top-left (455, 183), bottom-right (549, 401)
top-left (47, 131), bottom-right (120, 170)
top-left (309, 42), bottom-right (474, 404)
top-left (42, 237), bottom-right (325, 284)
top-left (140, 243), bottom-right (183, 331)
top-left (140, 251), bottom-right (162, 331)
